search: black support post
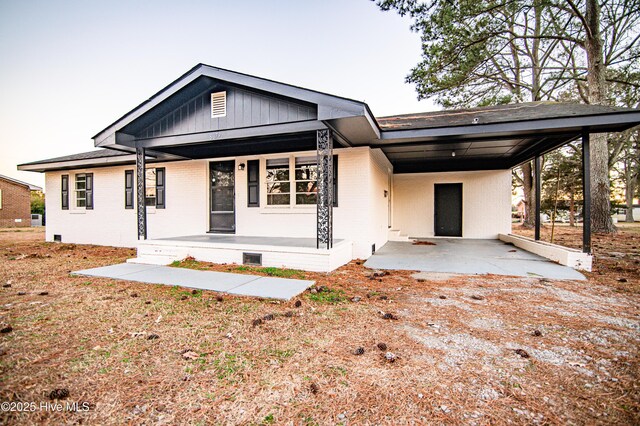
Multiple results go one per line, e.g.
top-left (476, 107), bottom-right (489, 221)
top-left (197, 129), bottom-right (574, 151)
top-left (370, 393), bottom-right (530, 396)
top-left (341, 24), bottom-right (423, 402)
top-left (582, 130), bottom-right (591, 253)
top-left (534, 155), bottom-right (542, 241)
top-left (136, 147), bottom-right (147, 240)
top-left (316, 129), bottom-right (333, 249)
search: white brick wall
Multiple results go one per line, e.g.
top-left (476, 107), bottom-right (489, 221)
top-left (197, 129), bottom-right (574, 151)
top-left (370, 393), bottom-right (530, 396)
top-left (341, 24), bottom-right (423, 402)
top-left (392, 169), bottom-right (512, 239)
top-left (43, 147), bottom-right (387, 259)
top-left (45, 161), bottom-right (209, 247)
top-left (369, 149), bottom-right (393, 254)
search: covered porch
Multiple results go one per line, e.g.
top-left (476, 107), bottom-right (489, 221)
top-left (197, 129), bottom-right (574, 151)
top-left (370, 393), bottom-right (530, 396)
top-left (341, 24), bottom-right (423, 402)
top-left (129, 234), bottom-right (353, 273)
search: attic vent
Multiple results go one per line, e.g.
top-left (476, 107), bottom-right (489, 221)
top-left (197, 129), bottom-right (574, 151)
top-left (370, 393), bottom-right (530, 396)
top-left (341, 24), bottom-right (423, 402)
top-left (211, 91), bottom-right (227, 118)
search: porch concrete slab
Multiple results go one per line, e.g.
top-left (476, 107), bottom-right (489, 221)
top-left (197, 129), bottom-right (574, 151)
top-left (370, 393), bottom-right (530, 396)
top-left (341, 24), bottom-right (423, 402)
top-left (73, 264), bottom-right (314, 300)
top-left (365, 239), bottom-right (585, 280)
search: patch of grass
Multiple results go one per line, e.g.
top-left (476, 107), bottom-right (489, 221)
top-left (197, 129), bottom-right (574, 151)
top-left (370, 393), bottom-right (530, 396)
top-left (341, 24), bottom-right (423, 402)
top-left (307, 288), bottom-right (346, 304)
top-left (170, 257), bottom-right (207, 270)
top-left (230, 265), bottom-right (306, 279)
top-left (300, 415), bottom-right (319, 426)
top-left (212, 353), bottom-right (247, 381)
top-left (262, 413), bottom-right (275, 424)
top-left (266, 348), bottom-right (295, 362)
top-left (169, 285), bottom-right (202, 300)
top-left (171, 258), bottom-right (306, 279)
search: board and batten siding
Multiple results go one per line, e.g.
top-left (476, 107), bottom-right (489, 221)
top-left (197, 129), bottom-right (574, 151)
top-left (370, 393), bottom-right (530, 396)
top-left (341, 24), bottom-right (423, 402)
top-left (392, 170), bottom-right (512, 239)
top-left (136, 86), bottom-right (317, 139)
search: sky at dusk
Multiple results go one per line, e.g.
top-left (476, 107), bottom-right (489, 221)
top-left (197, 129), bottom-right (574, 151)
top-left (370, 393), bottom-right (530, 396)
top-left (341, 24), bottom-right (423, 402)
top-left (0, 0), bottom-right (436, 188)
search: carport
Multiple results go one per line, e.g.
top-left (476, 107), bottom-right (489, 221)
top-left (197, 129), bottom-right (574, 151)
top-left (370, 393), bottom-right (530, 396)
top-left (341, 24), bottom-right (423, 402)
top-left (376, 103), bottom-right (640, 247)
top-left (364, 239), bottom-right (586, 280)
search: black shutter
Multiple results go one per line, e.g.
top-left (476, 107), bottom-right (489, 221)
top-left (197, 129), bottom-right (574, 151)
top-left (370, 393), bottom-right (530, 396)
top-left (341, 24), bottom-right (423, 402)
top-left (156, 167), bottom-right (165, 208)
top-left (247, 160), bottom-right (259, 207)
top-left (125, 170), bottom-right (134, 209)
top-left (61, 175), bottom-right (69, 210)
top-left (85, 173), bottom-right (94, 210)
top-left (332, 155), bottom-right (338, 207)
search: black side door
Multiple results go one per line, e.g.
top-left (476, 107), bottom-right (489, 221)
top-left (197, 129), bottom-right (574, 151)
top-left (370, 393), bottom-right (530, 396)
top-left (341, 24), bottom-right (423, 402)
top-left (210, 161), bottom-right (235, 233)
top-left (434, 183), bottom-right (462, 237)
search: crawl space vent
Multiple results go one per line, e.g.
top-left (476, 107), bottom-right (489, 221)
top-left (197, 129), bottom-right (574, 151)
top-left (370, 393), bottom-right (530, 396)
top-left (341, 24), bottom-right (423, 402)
top-left (243, 252), bottom-right (262, 266)
top-left (211, 91), bottom-right (227, 118)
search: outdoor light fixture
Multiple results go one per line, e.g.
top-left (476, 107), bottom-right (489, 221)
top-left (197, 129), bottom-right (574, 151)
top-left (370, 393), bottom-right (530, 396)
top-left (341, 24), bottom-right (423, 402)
top-left (238, 163), bottom-right (246, 171)
top-left (451, 151), bottom-right (456, 157)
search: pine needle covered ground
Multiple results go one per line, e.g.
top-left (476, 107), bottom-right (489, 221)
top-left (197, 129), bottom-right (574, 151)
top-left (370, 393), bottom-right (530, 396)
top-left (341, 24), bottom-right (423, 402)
top-left (0, 226), bottom-right (638, 425)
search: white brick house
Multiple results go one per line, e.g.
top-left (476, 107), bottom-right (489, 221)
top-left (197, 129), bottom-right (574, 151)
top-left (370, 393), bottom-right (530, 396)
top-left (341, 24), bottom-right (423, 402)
top-left (18, 64), bottom-right (640, 271)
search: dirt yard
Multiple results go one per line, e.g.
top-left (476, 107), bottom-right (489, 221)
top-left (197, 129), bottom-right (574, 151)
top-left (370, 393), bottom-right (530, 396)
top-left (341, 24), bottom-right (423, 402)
top-left (0, 227), bottom-right (638, 425)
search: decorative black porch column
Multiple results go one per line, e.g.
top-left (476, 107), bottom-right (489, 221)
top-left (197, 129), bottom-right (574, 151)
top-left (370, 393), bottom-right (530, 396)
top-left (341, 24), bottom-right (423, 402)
top-left (534, 155), bottom-right (542, 241)
top-left (582, 130), bottom-right (591, 253)
top-left (136, 147), bottom-right (147, 240)
top-left (316, 129), bottom-right (333, 249)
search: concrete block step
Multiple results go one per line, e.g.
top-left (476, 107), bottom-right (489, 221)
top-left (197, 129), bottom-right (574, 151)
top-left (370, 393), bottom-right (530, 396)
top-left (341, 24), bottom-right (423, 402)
top-left (388, 229), bottom-right (411, 242)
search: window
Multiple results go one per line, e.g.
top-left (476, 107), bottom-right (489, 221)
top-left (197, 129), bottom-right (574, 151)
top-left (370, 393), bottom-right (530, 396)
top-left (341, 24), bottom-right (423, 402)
top-left (266, 158), bottom-right (290, 205)
top-left (75, 174), bottom-right (87, 207)
top-left (138, 167), bottom-right (165, 209)
top-left (145, 168), bottom-right (156, 207)
top-left (294, 156), bottom-right (318, 205)
top-left (265, 156), bottom-right (338, 207)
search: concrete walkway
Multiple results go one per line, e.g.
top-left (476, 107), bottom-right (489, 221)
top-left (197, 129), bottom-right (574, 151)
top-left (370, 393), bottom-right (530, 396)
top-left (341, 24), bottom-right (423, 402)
top-left (365, 239), bottom-right (585, 280)
top-left (72, 263), bottom-right (314, 300)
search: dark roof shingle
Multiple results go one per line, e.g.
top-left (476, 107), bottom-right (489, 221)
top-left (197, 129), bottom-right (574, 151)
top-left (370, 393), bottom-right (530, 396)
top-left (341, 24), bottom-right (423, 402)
top-left (376, 102), bottom-right (633, 130)
top-left (18, 149), bottom-right (131, 167)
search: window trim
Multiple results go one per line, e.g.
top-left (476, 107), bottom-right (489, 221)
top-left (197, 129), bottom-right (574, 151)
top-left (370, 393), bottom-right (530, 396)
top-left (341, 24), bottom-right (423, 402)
top-left (293, 156), bottom-right (318, 206)
top-left (74, 173), bottom-right (87, 209)
top-left (261, 155), bottom-right (338, 209)
top-left (265, 158), bottom-right (291, 206)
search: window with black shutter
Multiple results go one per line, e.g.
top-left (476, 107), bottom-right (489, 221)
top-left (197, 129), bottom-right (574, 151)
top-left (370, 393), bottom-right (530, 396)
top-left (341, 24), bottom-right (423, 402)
top-left (125, 170), bottom-right (134, 209)
top-left (247, 160), bottom-right (259, 207)
top-left (155, 167), bottom-right (165, 209)
top-left (61, 175), bottom-right (69, 210)
top-left (85, 173), bottom-right (94, 209)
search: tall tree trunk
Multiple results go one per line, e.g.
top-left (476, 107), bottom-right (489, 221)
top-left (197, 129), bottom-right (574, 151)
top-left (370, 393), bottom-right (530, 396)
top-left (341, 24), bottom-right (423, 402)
top-left (522, 161), bottom-right (535, 228)
top-left (625, 165), bottom-right (636, 222)
top-left (585, 0), bottom-right (616, 233)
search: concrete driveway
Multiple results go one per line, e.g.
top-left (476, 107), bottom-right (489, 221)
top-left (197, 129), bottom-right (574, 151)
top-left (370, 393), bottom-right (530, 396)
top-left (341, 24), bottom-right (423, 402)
top-left (364, 239), bottom-right (585, 280)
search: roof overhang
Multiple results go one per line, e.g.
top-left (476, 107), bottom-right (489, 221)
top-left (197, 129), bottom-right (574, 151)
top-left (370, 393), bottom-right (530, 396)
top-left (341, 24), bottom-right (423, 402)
top-left (17, 150), bottom-right (181, 173)
top-left (374, 109), bottom-right (640, 173)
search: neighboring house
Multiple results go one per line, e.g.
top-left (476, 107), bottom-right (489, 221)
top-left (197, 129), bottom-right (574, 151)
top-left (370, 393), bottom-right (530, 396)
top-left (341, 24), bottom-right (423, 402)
top-left (614, 204), bottom-right (640, 222)
top-left (0, 174), bottom-right (42, 227)
top-left (17, 64), bottom-right (640, 271)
